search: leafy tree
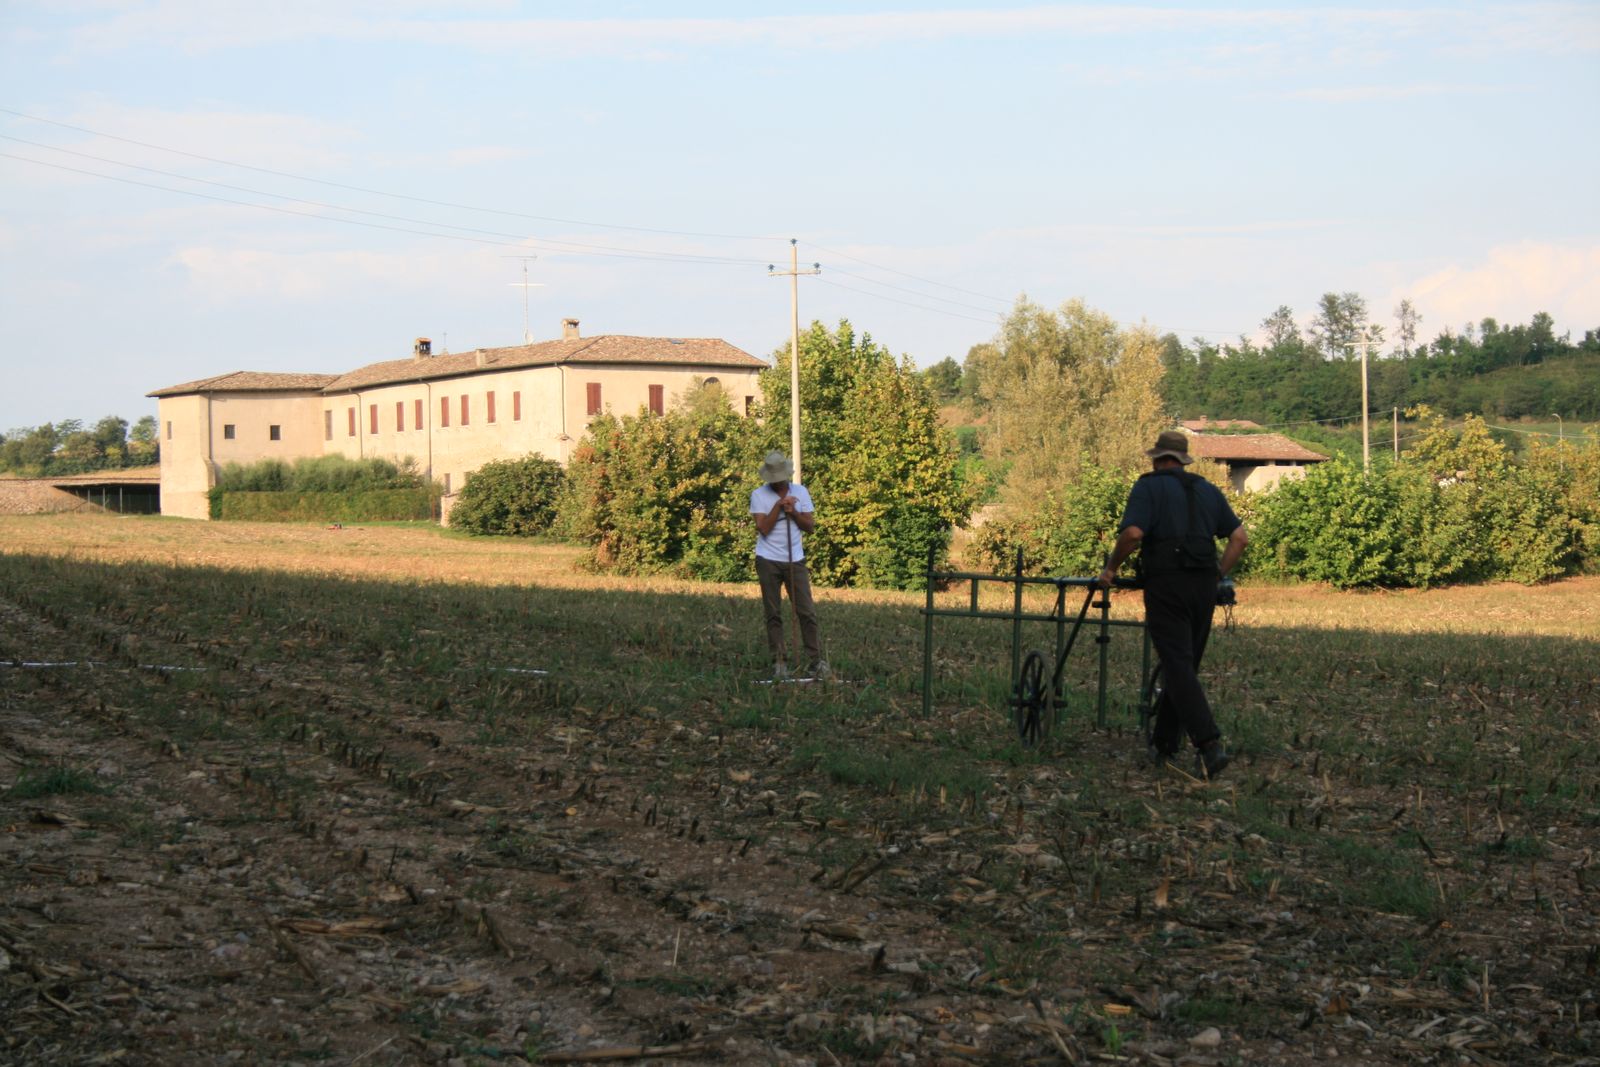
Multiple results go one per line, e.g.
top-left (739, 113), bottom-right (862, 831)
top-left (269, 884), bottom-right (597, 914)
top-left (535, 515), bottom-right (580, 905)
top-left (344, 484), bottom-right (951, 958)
top-left (1394, 299), bottom-right (1422, 358)
top-left (558, 393), bottom-right (762, 581)
top-left (920, 356), bottom-right (963, 403)
top-left (1308, 292), bottom-right (1378, 360)
top-left (759, 320), bottom-right (974, 588)
top-left (128, 416), bottom-right (159, 464)
top-left (1261, 305), bottom-right (1301, 350)
top-left (970, 297), bottom-right (1168, 509)
top-left (449, 455), bottom-right (565, 537)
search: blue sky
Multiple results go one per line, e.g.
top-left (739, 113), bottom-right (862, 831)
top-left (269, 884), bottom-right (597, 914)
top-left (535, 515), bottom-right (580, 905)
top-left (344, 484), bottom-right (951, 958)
top-left (3, 2), bottom-right (1597, 433)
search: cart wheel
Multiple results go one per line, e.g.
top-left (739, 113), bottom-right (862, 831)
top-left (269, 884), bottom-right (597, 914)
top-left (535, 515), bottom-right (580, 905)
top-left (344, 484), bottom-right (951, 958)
top-left (1014, 650), bottom-right (1050, 748)
top-left (1138, 664), bottom-right (1164, 745)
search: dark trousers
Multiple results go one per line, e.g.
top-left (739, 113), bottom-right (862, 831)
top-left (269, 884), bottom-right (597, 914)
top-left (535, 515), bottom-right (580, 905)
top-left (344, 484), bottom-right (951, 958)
top-left (1144, 569), bottom-right (1222, 753)
top-left (756, 557), bottom-right (821, 666)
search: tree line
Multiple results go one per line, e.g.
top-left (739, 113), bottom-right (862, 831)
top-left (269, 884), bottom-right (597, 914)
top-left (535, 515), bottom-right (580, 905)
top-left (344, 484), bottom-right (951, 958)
top-left (0, 416), bottom-right (160, 476)
top-left (919, 295), bottom-right (1600, 425)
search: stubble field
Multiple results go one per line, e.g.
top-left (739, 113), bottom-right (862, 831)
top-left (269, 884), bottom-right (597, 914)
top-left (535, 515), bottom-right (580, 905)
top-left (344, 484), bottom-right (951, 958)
top-left (1, 514), bottom-right (1597, 1066)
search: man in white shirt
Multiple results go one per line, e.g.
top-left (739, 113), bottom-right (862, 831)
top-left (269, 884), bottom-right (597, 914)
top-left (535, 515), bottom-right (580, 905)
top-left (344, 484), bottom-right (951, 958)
top-left (750, 451), bottom-right (827, 680)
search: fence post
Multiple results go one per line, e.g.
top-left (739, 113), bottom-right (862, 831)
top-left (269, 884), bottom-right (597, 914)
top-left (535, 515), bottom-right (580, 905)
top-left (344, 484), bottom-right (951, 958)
top-left (1010, 547), bottom-right (1024, 700)
top-left (1095, 585), bottom-right (1111, 727)
top-left (922, 544), bottom-right (936, 718)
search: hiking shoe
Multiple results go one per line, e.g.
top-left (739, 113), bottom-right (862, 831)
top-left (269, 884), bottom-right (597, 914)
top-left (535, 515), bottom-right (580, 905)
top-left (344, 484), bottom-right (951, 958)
top-left (808, 660), bottom-right (832, 681)
top-left (1146, 743), bottom-right (1180, 769)
top-left (772, 662), bottom-right (791, 681)
top-left (1198, 741), bottom-right (1231, 779)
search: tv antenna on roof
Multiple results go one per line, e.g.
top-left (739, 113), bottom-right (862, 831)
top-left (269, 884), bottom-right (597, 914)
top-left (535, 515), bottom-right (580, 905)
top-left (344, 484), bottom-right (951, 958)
top-left (502, 254), bottom-right (545, 343)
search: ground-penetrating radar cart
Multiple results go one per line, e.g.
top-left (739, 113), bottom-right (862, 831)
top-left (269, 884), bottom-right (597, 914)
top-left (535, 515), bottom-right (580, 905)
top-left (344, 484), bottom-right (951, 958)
top-left (919, 548), bottom-right (1164, 748)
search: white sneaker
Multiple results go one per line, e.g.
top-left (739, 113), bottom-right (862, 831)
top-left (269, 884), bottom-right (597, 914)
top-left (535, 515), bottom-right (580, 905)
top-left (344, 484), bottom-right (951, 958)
top-left (772, 662), bottom-right (791, 681)
top-left (809, 660), bottom-right (831, 681)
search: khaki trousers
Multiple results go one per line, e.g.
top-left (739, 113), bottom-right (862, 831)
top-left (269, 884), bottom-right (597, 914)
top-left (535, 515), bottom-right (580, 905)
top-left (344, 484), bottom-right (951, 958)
top-left (756, 556), bottom-right (821, 667)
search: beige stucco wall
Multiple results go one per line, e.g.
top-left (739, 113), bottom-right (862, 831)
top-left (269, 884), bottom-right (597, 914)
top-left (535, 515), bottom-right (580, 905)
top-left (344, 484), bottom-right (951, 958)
top-left (1232, 462), bottom-right (1313, 494)
top-left (160, 360), bottom-right (763, 521)
top-left (324, 360), bottom-right (763, 519)
top-left (156, 391), bottom-right (328, 518)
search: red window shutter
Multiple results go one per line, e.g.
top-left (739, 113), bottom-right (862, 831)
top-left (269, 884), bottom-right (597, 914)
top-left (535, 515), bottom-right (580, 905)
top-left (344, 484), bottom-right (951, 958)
top-left (461, 395), bottom-right (470, 425)
top-left (486, 391), bottom-right (496, 424)
top-left (512, 391), bottom-right (521, 421)
top-left (415, 399), bottom-right (423, 430)
top-left (369, 404), bottom-right (378, 435)
top-left (396, 401), bottom-right (405, 432)
top-left (649, 384), bottom-right (664, 415)
top-left (440, 396), bottom-right (450, 428)
top-left (348, 407), bottom-right (356, 437)
top-left (586, 382), bottom-right (602, 416)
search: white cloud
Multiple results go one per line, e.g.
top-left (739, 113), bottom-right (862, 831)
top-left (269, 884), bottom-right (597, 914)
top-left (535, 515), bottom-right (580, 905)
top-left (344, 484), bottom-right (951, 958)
top-left (1395, 242), bottom-right (1600, 337)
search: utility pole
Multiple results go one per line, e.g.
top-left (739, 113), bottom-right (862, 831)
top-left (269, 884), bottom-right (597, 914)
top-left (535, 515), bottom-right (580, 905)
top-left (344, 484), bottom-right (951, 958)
top-left (768, 239), bottom-right (821, 483)
top-left (502, 255), bottom-right (543, 344)
top-left (1392, 406), bottom-right (1399, 460)
top-left (1346, 333), bottom-right (1382, 473)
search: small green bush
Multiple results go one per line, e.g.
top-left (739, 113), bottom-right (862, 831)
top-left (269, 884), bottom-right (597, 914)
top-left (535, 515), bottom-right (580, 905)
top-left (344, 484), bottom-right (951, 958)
top-left (450, 455), bottom-right (565, 536)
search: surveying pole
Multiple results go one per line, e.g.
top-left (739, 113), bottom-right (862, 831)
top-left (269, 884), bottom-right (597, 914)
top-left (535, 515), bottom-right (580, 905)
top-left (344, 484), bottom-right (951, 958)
top-left (768, 240), bottom-right (821, 483)
top-left (1346, 334), bottom-right (1383, 473)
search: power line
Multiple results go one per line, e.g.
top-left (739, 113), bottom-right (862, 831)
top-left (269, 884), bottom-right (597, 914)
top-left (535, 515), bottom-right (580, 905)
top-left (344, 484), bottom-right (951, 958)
top-left (0, 150), bottom-right (767, 268)
top-left (814, 277), bottom-right (998, 326)
top-left (0, 106), bottom-right (781, 243)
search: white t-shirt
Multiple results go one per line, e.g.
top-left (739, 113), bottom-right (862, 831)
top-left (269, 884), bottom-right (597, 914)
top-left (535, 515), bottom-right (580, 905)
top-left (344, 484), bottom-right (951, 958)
top-left (750, 482), bottom-right (813, 562)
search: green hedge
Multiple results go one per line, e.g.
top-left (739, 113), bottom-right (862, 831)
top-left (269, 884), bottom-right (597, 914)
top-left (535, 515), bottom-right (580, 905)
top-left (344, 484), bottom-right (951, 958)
top-left (214, 487), bottom-right (439, 523)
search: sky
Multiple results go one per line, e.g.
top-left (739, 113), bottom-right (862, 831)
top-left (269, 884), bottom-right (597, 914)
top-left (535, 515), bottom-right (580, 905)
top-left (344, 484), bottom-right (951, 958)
top-left (2, 1), bottom-right (1597, 434)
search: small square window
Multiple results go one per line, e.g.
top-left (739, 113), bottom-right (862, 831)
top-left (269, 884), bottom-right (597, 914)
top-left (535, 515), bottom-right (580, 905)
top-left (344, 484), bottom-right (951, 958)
top-left (269, 425), bottom-right (281, 441)
top-left (223, 424), bottom-right (236, 440)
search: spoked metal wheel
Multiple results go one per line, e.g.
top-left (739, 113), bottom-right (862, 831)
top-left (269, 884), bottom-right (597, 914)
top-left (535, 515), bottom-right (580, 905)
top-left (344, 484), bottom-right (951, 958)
top-left (1013, 649), bottom-right (1052, 748)
top-left (1138, 664), bottom-right (1164, 746)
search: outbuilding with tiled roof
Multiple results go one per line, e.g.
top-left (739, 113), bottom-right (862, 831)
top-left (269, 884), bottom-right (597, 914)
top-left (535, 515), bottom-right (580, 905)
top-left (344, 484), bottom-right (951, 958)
top-left (1184, 429), bottom-right (1328, 493)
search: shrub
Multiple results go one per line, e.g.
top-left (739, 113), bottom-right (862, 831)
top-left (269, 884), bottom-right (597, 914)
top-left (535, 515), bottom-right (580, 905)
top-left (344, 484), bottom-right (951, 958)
top-left (450, 455), bottom-right (565, 536)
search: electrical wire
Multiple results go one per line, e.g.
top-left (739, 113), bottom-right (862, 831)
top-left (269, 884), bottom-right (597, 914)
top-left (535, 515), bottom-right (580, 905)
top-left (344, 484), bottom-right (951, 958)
top-left (0, 106), bottom-right (782, 243)
top-left (813, 277), bottom-right (999, 325)
top-left (1, 150), bottom-right (767, 267)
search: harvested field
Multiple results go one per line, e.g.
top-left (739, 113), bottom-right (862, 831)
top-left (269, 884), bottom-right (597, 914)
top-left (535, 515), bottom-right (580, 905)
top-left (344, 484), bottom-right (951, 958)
top-left (1, 514), bottom-right (1597, 1066)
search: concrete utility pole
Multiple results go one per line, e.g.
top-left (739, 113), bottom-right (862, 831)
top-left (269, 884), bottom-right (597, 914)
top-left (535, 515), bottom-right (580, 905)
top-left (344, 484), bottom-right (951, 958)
top-left (1346, 333), bottom-right (1383, 473)
top-left (768, 240), bottom-right (821, 483)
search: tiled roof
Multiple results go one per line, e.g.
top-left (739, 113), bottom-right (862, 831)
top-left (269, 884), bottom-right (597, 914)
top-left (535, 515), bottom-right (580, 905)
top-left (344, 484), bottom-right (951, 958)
top-left (324, 336), bottom-right (767, 393)
top-left (1181, 418), bottom-right (1262, 432)
top-left (148, 371), bottom-right (339, 398)
top-left (1189, 433), bottom-right (1327, 463)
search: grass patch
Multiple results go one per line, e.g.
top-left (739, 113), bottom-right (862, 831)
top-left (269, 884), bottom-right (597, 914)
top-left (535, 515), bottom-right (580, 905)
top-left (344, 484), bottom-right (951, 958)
top-left (7, 764), bottom-right (107, 798)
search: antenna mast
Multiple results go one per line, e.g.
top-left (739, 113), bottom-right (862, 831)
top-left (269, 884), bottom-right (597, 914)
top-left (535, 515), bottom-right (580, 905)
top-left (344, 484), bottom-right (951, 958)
top-left (502, 254), bottom-right (544, 343)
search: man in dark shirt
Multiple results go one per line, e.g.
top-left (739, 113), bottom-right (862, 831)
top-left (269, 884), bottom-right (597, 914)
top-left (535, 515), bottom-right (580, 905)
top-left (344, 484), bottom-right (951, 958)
top-left (1096, 431), bottom-right (1248, 778)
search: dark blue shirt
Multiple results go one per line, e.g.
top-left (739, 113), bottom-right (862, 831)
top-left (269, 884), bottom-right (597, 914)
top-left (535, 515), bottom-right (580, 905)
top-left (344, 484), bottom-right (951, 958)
top-left (1119, 468), bottom-right (1241, 541)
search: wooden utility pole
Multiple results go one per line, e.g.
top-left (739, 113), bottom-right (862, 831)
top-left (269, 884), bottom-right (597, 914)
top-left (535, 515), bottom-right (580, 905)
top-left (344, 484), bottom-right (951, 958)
top-left (769, 240), bottom-right (820, 483)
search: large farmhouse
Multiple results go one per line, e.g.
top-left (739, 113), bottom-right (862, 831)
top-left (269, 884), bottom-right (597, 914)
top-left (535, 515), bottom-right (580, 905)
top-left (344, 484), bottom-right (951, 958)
top-left (149, 320), bottom-right (767, 520)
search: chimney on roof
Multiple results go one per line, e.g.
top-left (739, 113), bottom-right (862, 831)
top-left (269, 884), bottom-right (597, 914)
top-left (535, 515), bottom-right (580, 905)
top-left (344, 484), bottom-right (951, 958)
top-left (413, 337), bottom-right (432, 360)
top-left (475, 348), bottom-right (488, 367)
top-left (562, 318), bottom-right (580, 340)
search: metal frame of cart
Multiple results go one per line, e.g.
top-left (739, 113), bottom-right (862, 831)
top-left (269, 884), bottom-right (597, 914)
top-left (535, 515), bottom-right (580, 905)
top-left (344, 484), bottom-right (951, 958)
top-left (919, 548), bottom-right (1157, 737)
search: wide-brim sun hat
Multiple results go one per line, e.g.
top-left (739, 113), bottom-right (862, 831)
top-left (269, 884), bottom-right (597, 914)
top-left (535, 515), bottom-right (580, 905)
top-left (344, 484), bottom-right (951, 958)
top-left (758, 450), bottom-right (794, 482)
top-left (1145, 430), bottom-right (1194, 465)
